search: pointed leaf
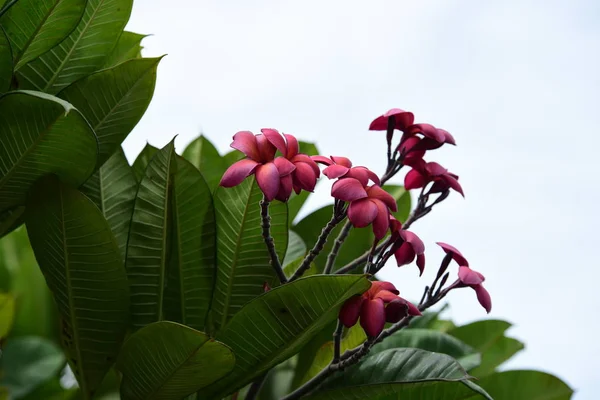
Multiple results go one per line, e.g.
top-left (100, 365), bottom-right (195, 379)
top-left (182, 135), bottom-right (227, 192)
top-left (59, 57), bottom-right (162, 165)
top-left (0, 26), bottom-right (11, 93)
top-left (163, 157), bottom-right (215, 332)
top-left (103, 31), bottom-right (146, 68)
top-left (469, 336), bottom-right (524, 377)
top-left (0, 90), bottom-right (98, 212)
top-left (116, 322), bottom-right (234, 400)
top-left (381, 184), bottom-right (411, 223)
top-left (25, 175), bottom-right (129, 397)
top-left (0, 0), bottom-right (86, 70)
top-left (132, 143), bottom-right (158, 181)
top-left (80, 147), bottom-right (137, 259)
top-left (0, 292), bottom-right (15, 338)
top-left (287, 141), bottom-right (320, 223)
top-left (125, 141), bottom-right (175, 330)
top-left (303, 348), bottom-right (492, 400)
top-left (202, 275), bottom-right (371, 399)
top-left (16, 0), bottom-right (133, 94)
top-left (0, 206), bottom-right (24, 239)
top-left (212, 177), bottom-right (288, 330)
top-left (474, 370), bottom-right (573, 400)
top-left (0, 336), bottom-right (65, 398)
top-left (223, 149), bottom-right (244, 167)
top-left (284, 230), bottom-right (306, 266)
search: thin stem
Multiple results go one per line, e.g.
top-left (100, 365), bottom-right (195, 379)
top-left (334, 238), bottom-right (390, 275)
top-left (245, 374), bottom-right (267, 400)
top-left (324, 221), bottom-right (352, 274)
top-left (260, 197), bottom-right (287, 284)
top-left (0, 0), bottom-right (19, 17)
top-left (289, 207), bottom-right (344, 281)
top-left (332, 321), bottom-right (344, 363)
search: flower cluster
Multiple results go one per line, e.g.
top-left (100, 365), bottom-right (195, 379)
top-left (339, 281), bottom-right (421, 338)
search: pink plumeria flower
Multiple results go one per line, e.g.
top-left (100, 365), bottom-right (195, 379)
top-left (404, 158), bottom-right (464, 197)
top-left (339, 281), bottom-right (420, 338)
top-left (436, 243), bottom-right (492, 313)
top-left (261, 129), bottom-right (321, 200)
top-left (219, 131), bottom-right (295, 201)
top-left (388, 216), bottom-right (426, 275)
top-left (332, 180), bottom-right (398, 240)
top-left (404, 123), bottom-right (456, 150)
top-left (369, 108), bottom-right (415, 132)
top-left (312, 155), bottom-right (380, 186)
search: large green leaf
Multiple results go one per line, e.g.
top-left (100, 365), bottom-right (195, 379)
top-left (103, 31), bottom-right (146, 68)
top-left (303, 348), bottom-right (491, 400)
top-left (449, 319), bottom-right (523, 376)
top-left (287, 141), bottom-right (320, 224)
top-left (16, 0), bottom-right (133, 94)
top-left (0, 336), bottom-right (65, 398)
top-left (0, 26), bottom-right (11, 92)
top-left (125, 141), bottom-right (176, 330)
top-left (0, 90), bottom-right (97, 212)
top-left (163, 157), bottom-right (215, 332)
top-left (25, 175), bottom-right (130, 398)
top-left (59, 57), bottom-right (162, 165)
top-left (284, 230), bottom-right (306, 266)
top-left (211, 178), bottom-right (288, 331)
top-left (474, 370), bottom-right (573, 400)
top-left (132, 143), bottom-right (158, 181)
top-left (80, 147), bottom-right (137, 259)
top-left (202, 275), bottom-right (371, 399)
top-left (182, 135), bottom-right (227, 192)
top-left (0, 206), bottom-right (24, 239)
top-left (0, 0), bottom-right (86, 70)
top-left (116, 322), bottom-right (234, 400)
top-left (0, 292), bottom-right (15, 338)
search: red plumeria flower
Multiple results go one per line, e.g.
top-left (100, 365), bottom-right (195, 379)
top-left (436, 243), bottom-right (491, 313)
top-left (261, 129), bottom-right (321, 200)
top-left (404, 123), bottom-right (456, 150)
top-left (332, 180), bottom-right (398, 239)
top-left (404, 158), bottom-right (464, 197)
top-left (388, 216), bottom-right (425, 275)
top-left (220, 131), bottom-right (295, 201)
top-left (369, 108), bottom-right (415, 132)
top-left (339, 281), bottom-right (421, 338)
top-left (312, 155), bottom-right (380, 186)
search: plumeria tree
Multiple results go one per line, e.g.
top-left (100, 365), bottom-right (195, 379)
top-left (0, 1), bottom-right (573, 400)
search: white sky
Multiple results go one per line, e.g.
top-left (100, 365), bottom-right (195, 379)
top-left (123, 1), bottom-right (600, 398)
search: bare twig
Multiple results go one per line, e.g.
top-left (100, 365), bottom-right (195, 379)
top-left (245, 374), bottom-right (267, 400)
top-left (332, 321), bottom-right (344, 363)
top-left (323, 221), bottom-right (352, 274)
top-left (260, 197), bottom-right (287, 284)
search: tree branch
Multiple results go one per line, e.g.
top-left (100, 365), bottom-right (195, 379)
top-left (323, 221), bottom-right (352, 274)
top-left (260, 197), bottom-right (287, 284)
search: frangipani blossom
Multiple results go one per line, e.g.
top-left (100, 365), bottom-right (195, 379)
top-left (339, 281), bottom-right (421, 338)
top-left (404, 159), bottom-right (464, 197)
top-left (220, 131), bottom-right (295, 201)
top-left (404, 123), bottom-right (456, 150)
top-left (388, 216), bottom-right (425, 275)
top-left (369, 108), bottom-right (415, 132)
top-left (312, 155), bottom-right (380, 186)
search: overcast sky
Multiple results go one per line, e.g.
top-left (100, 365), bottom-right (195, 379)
top-left (123, 1), bottom-right (600, 398)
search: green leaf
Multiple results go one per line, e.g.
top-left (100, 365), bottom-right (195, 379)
top-left (0, 336), bottom-right (66, 398)
top-left (25, 175), bottom-right (130, 397)
top-left (370, 328), bottom-right (478, 370)
top-left (80, 147), bottom-right (137, 260)
top-left (203, 275), bottom-right (371, 399)
top-left (287, 141), bottom-right (320, 224)
top-left (381, 184), bottom-right (411, 223)
top-left (163, 157), bottom-right (215, 332)
top-left (58, 57), bottom-right (162, 165)
top-left (125, 141), bottom-right (176, 330)
top-left (0, 0), bottom-right (86, 70)
top-left (0, 206), bottom-right (25, 239)
top-left (103, 31), bottom-right (146, 68)
top-left (474, 370), bottom-right (573, 400)
top-left (0, 292), bottom-right (15, 338)
top-left (303, 348), bottom-right (492, 400)
top-left (284, 230), bottom-right (306, 266)
top-left (0, 90), bottom-right (97, 213)
top-left (0, 26), bottom-right (12, 93)
top-left (116, 322), bottom-right (235, 400)
top-left (407, 303), bottom-right (449, 329)
top-left (223, 149), bottom-right (244, 167)
top-left (182, 135), bottom-right (228, 192)
top-left (16, 0), bottom-right (133, 94)
top-left (132, 143), bottom-right (158, 181)
top-left (449, 319), bottom-right (523, 375)
top-left (20, 378), bottom-right (78, 400)
top-left (211, 178), bottom-right (288, 331)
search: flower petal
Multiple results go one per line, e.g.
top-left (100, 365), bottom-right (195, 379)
top-left (402, 297), bottom-right (422, 316)
top-left (404, 169), bottom-right (427, 190)
top-left (292, 154), bottom-right (321, 178)
top-left (436, 242), bottom-right (469, 266)
top-left (408, 123), bottom-right (446, 142)
top-left (220, 159), bottom-right (259, 187)
top-left (275, 174), bottom-right (293, 202)
top-left (311, 155), bottom-right (334, 166)
top-left (261, 128), bottom-right (288, 157)
top-left (394, 243), bottom-right (416, 267)
top-left (256, 134), bottom-right (277, 162)
top-left (331, 178), bottom-right (368, 202)
top-left (331, 156), bottom-right (353, 167)
top-left (473, 284), bottom-right (492, 313)
top-left (373, 289), bottom-right (398, 303)
top-left (440, 174), bottom-right (464, 197)
top-left (385, 300), bottom-right (408, 323)
top-left (323, 164), bottom-right (350, 180)
top-left (273, 156), bottom-right (296, 176)
top-left (283, 133), bottom-right (299, 158)
top-left (371, 199), bottom-right (390, 240)
top-left (369, 281), bottom-right (399, 295)
top-left (458, 266), bottom-right (485, 285)
top-left (366, 185), bottom-right (398, 212)
top-left (293, 162), bottom-right (318, 192)
top-left (440, 129), bottom-right (456, 145)
top-left (231, 131), bottom-right (260, 160)
top-left (345, 167), bottom-right (369, 187)
top-left (425, 162), bottom-right (448, 177)
top-left (360, 298), bottom-right (386, 338)
top-left (399, 230), bottom-right (425, 255)
top-left (255, 162), bottom-right (280, 201)
top-left (369, 108), bottom-right (414, 131)
top-left (347, 199), bottom-right (378, 228)
top-left (416, 254), bottom-right (425, 276)
top-left (388, 215), bottom-right (402, 233)
top-left (339, 295), bottom-right (363, 327)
